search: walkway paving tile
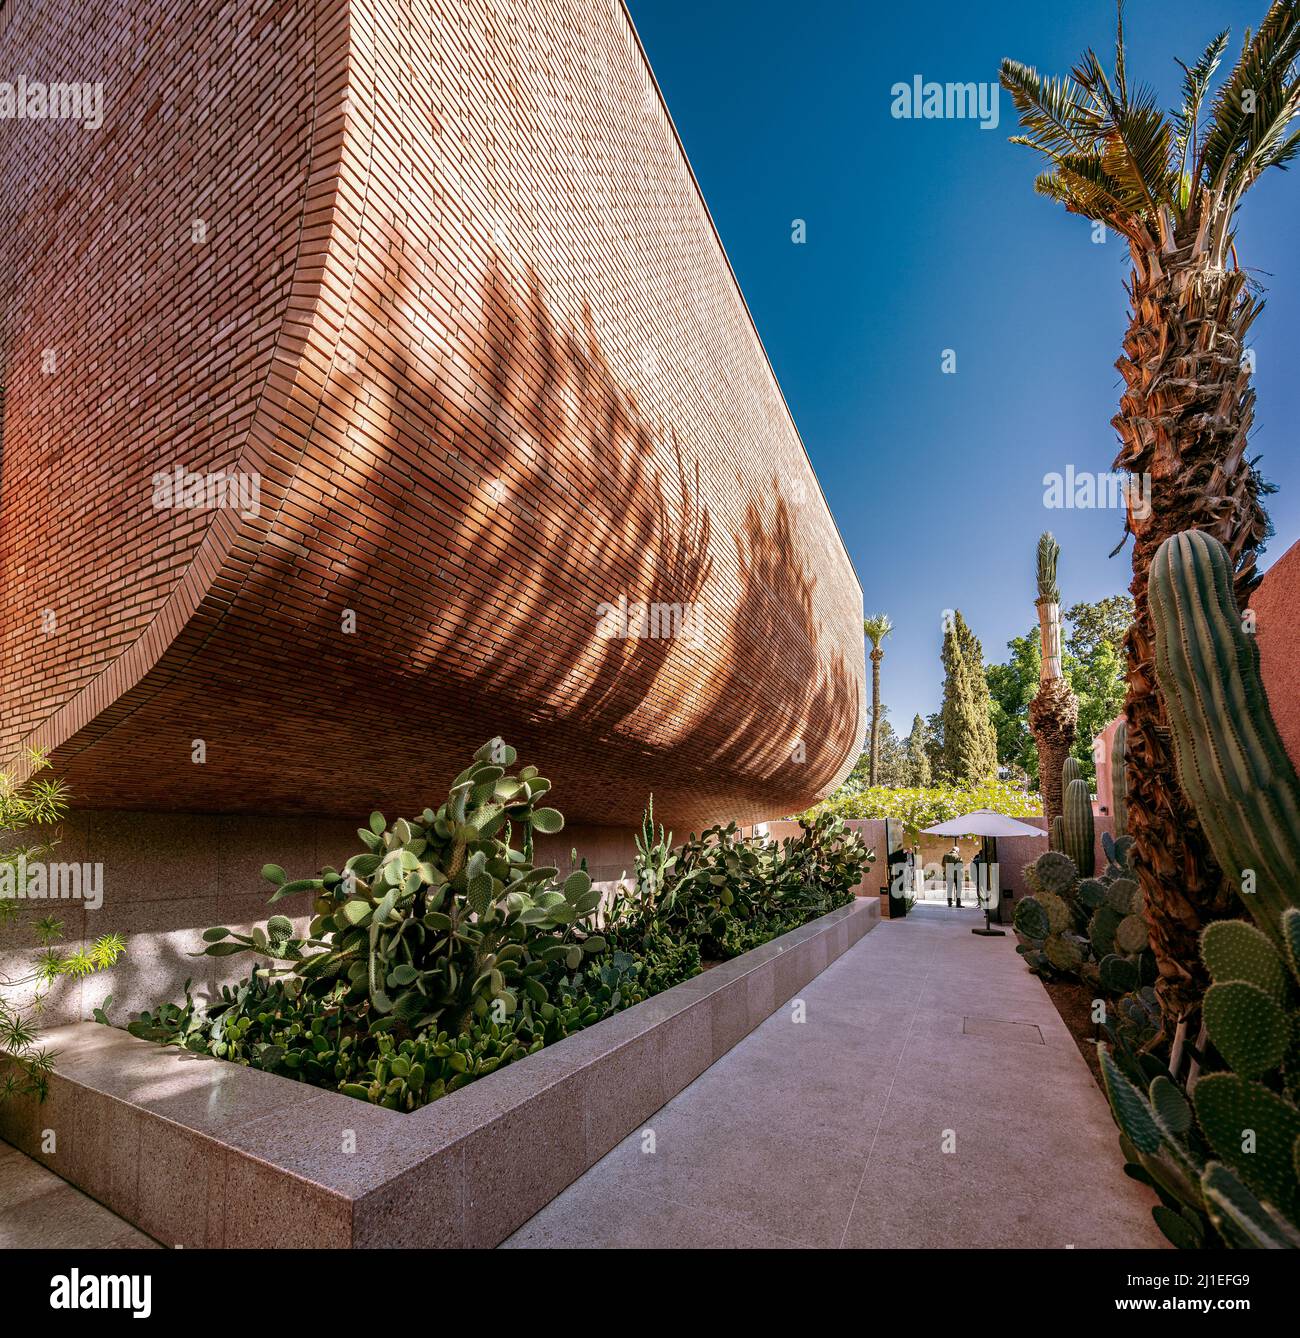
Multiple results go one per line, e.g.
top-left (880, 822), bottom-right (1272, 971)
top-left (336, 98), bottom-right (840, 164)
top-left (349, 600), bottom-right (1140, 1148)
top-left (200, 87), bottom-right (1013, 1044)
top-left (506, 904), bottom-right (1167, 1249)
top-left (0, 1144), bottom-right (160, 1250)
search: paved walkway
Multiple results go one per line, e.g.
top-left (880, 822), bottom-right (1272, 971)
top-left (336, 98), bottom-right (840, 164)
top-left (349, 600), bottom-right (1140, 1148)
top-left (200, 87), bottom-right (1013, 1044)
top-left (506, 904), bottom-right (1167, 1248)
top-left (0, 1142), bottom-right (159, 1250)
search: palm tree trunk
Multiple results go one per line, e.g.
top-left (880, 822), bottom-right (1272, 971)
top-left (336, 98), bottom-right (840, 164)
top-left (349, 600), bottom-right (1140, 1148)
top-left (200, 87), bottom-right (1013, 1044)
top-left (869, 648), bottom-right (883, 785)
top-left (1113, 242), bottom-right (1269, 1027)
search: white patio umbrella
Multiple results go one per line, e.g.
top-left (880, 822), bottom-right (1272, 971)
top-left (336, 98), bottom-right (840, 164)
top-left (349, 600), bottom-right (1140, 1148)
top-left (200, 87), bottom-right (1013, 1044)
top-left (919, 809), bottom-right (1046, 936)
top-left (920, 809), bottom-right (1045, 838)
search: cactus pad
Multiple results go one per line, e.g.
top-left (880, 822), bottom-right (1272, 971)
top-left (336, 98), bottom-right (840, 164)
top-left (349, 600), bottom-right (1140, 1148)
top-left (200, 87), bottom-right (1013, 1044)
top-left (1193, 1073), bottom-right (1300, 1220)
top-left (1088, 906), bottom-right (1121, 956)
top-left (1077, 878), bottom-right (1107, 909)
top-left (1203, 981), bottom-right (1291, 1078)
top-left (1013, 897), bottom-right (1050, 941)
top-left (1150, 1074), bottom-right (1192, 1135)
top-left (1100, 1046), bottom-right (1162, 1154)
top-left (1100, 953), bottom-right (1139, 993)
top-left (1201, 919), bottom-right (1288, 1001)
top-left (1115, 914), bottom-right (1149, 955)
top-left (1037, 889), bottom-right (1072, 935)
top-left (1033, 850), bottom-right (1079, 895)
top-left (1045, 933), bottom-right (1085, 972)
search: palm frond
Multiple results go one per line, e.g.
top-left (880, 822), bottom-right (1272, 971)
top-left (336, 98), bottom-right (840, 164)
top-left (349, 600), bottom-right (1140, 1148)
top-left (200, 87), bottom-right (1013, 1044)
top-left (863, 614), bottom-right (893, 649)
top-left (1173, 29), bottom-right (1230, 198)
top-left (1199, 0), bottom-right (1300, 192)
top-left (1173, 29), bottom-right (1230, 151)
top-left (1035, 153), bottom-right (1130, 228)
top-left (1000, 59), bottom-right (1105, 156)
top-left (1102, 91), bottom-right (1178, 214)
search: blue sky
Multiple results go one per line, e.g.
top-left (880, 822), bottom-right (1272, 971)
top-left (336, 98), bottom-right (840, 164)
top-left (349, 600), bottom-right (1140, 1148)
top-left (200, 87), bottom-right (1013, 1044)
top-left (627, 0), bottom-right (1300, 736)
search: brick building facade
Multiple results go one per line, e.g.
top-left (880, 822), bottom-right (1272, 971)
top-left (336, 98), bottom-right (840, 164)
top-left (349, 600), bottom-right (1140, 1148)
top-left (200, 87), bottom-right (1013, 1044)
top-left (0, 0), bottom-right (863, 1019)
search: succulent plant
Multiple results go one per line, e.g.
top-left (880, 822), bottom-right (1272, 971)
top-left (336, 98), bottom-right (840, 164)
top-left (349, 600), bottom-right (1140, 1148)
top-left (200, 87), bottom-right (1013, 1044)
top-left (127, 768), bottom-right (873, 1112)
top-left (1049, 814), bottom-right (1065, 852)
top-left (1033, 850), bottom-right (1079, 896)
top-left (1015, 811), bottom-right (1152, 991)
top-left (1093, 529), bottom-right (1300, 1247)
top-left (1111, 717), bottom-right (1129, 839)
top-left (1062, 776), bottom-right (1096, 877)
top-left (1150, 529), bottom-right (1300, 955)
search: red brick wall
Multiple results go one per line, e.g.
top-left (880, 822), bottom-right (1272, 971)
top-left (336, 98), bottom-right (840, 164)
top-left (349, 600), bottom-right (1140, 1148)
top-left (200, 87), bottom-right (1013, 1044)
top-left (0, 0), bottom-right (865, 832)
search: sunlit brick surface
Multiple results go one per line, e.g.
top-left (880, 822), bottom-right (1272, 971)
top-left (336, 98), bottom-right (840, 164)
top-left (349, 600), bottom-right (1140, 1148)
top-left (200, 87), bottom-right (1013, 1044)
top-left (0, 0), bottom-right (864, 830)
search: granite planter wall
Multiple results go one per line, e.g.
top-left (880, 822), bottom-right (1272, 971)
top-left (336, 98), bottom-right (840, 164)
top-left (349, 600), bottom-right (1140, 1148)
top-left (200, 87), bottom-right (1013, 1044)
top-left (0, 897), bottom-right (878, 1248)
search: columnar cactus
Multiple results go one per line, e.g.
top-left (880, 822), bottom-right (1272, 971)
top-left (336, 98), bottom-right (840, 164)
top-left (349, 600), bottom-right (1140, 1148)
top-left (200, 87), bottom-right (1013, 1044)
top-left (1062, 775), bottom-right (1096, 877)
top-left (1111, 718), bottom-right (1129, 839)
top-left (1050, 814), bottom-right (1064, 852)
top-left (1149, 529), bottom-right (1300, 953)
top-left (1095, 527), bottom-right (1300, 1248)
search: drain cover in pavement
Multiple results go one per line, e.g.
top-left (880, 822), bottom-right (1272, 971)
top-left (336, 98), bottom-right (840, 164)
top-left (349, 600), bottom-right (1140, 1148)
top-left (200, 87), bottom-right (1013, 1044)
top-left (962, 1016), bottom-right (1044, 1045)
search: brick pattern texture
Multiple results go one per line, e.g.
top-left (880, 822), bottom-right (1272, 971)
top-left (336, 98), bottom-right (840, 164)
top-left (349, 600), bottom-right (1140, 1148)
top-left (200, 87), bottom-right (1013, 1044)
top-left (0, 0), bottom-right (864, 832)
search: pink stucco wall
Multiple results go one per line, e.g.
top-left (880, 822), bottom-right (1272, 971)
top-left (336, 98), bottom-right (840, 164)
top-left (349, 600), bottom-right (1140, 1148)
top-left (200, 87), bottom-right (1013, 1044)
top-left (1248, 537), bottom-right (1300, 771)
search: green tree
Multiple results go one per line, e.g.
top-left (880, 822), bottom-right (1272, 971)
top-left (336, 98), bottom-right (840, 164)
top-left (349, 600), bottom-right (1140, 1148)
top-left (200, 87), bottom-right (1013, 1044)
top-left (924, 711), bottom-right (946, 782)
top-left (940, 611), bottom-right (998, 784)
top-left (986, 596), bottom-right (1133, 792)
top-left (906, 713), bottom-right (932, 787)
top-left (987, 630), bottom-right (1040, 782)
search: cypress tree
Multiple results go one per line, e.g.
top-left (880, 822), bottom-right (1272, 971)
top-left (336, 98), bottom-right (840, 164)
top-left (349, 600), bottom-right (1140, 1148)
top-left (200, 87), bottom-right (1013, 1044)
top-left (940, 610), bottom-right (999, 784)
top-left (906, 713), bottom-right (932, 786)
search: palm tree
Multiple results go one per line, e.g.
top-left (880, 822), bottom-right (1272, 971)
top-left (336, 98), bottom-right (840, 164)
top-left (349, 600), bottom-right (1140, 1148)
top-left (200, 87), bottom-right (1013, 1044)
top-left (1001, 1), bottom-right (1299, 1028)
top-left (863, 614), bottom-right (893, 785)
top-left (1028, 533), bottom-right (1078, 824)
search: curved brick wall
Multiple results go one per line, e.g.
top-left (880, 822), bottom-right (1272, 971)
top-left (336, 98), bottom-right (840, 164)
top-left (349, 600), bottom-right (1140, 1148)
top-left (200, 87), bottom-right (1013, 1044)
top-left (0, 0), bottom-right (864, 831)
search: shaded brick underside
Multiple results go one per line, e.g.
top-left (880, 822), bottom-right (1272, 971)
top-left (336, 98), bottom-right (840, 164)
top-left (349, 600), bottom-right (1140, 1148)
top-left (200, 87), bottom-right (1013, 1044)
top-left (0, 0), bottom-right (864, 830)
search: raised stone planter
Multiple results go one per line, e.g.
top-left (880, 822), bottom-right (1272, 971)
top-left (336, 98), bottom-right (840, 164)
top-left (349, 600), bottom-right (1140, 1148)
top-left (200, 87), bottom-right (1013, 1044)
top-left (0, 897), bottom-right (877, 1247)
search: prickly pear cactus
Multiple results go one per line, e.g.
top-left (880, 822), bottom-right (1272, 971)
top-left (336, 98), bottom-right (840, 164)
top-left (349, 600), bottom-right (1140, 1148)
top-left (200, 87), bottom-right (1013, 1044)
top-left (1015, 823), bottom-right (1152, 992)
top-left (1097, 908), bottom-right (1300, 1247)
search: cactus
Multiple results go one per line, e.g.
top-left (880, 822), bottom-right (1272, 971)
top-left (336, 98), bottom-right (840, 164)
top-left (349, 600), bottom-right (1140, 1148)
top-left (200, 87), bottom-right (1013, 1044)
top-left (1062, 755), bottom-right (1084, 789)
top-left (1014, 897), bottom-right (1051, 941)
top-left (1106, 985), bottom-right (1161, 1051)
top-left (1202, 919), bottom-right (1288, 1001)
top-left (1149, 530), bottom-right (1300, 953)
top-left (1111, 718), bottom-right (1129, 838)
top-left (1097, 906), bottom-right (1300, 1247)
top-left (1016, 825), bottom-right (1152, 991)
top-left (1062, 776), bottom-right (1095, 877)
top-left (1049, 814), bottom-right (1064, 851)
top-left (1033, 850), bottom-right (1079, 896)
